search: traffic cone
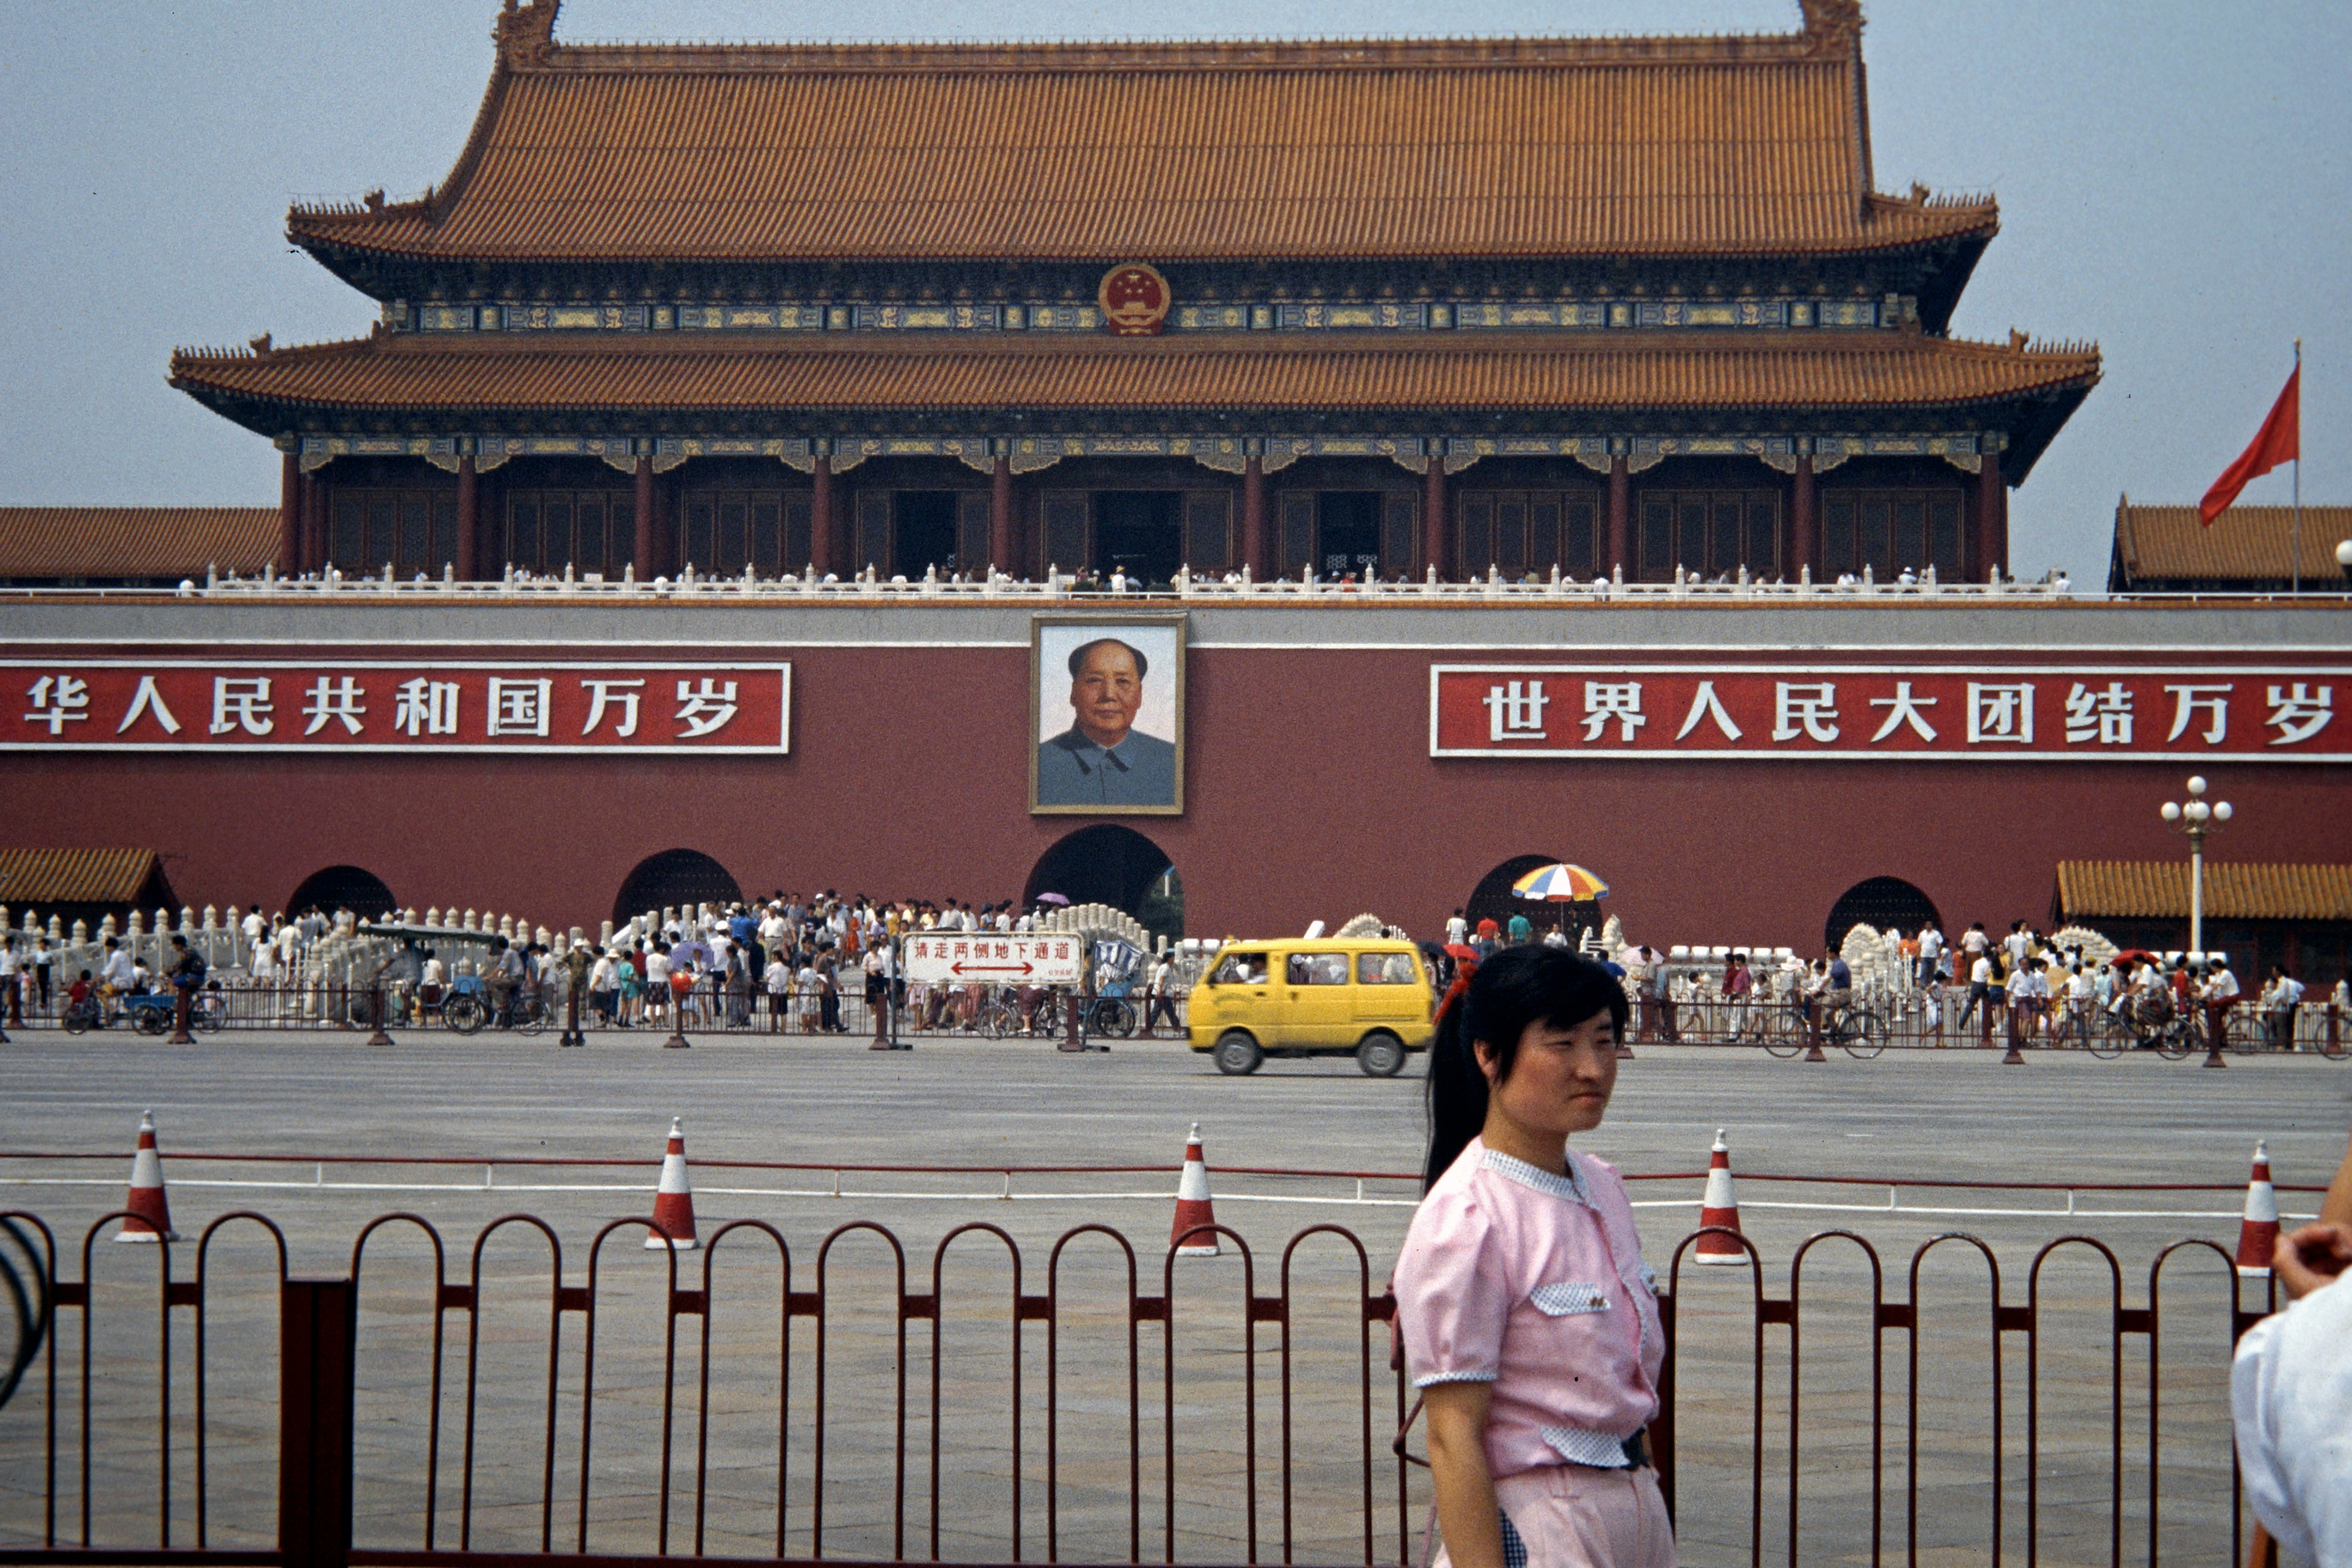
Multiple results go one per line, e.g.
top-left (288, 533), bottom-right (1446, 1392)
top-left (1170, 1122), bottom-right (1220, 1257)
top-left (116, 1109), bottom-right (179, 1244)
top-left (2234, 1140), bottom-right (2278, 1277)
top-left (1694, 1129), bottom-right (1743, 1265)
top-left (644, 1117), bottom-right (700, 1251)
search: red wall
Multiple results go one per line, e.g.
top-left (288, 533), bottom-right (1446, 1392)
top-left (3, 640), bottom-right (2346, 952)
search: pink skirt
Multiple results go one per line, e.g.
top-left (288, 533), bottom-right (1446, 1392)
top-left (1431, 1465), bottom-right (1675, 1568)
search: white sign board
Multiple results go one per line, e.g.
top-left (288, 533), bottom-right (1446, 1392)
top-left (903, 934), bottom-right (1084, 986)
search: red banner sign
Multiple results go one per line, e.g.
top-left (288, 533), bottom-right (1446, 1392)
top-left (0, 661), bottom-right (788, 753)
top-left (1430, 665), bottom-right (2347, 762)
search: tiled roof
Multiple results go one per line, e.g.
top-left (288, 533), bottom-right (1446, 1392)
top-left (0, 848), bottom-right (166, 908)
top-left (285, 4), bottom-right (1995, 265)
top-left (172, 331), bottom-right (2099, 418)
top-left (2111, 501), bottom-right (2352, 585)
top-left (0, 507), bottom-right (278, 579)
top-left (2055, 861), bottom-right (2352, 923)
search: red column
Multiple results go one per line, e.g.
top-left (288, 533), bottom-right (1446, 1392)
top-left (1977, 444), bottom-right (2007, 581)
top-left (810, 454), bottom-right (834, 577)
top-left (1240, 456), bottom-right (1265, 577)
top-left (1791, 455), bottom-right (1816, 581)
top-left (990, 456), bottom-right (1014, 574)
top-left (278, 452), bottom-right (300, 574)
top-left (299, 469), bottom-right (322, 573)
top-left (1422, 459), bottom-right (1446, 578)
top-left (455, 454), bottom-right (479, 580)
top-left (634, 456), bottom-right (657, 579)
top-left (1606, 456), bottom-right (1630, 577)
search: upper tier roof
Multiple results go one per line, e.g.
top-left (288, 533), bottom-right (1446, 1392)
top-left (286, 0), bottom-right (1997, 268)
top-left (168, 328), bottom-right (2100, 477)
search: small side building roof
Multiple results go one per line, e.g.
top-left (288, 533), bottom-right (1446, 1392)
top-left (2109, 499), bottom-right (2352, 591)
top-left (2055, 861), bottom-right (2352, 923)
top-left (0, 507), bottom-right (277, 580)
top-left (0, 848), bottom-right (172, 910)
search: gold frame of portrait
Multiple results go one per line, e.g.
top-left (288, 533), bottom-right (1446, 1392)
top-left (1028, 613), bottom-right (1187, 817)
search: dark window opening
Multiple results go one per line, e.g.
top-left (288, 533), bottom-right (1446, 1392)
top-left (892, 491), bottom-right (959, 579)
top-left (1820, 490), bottom-right (1965, 580)
top-left (1318, 492), bottom-right (1382, 579)
top-left (1457, 491), bottom-right (1603, 579)
top-left (1096, 491), bottom-right (1185, 585)
top-left (682, 488), bottom-right (800, 576)
top-left (329, 489), bottom-right (459, 578)
top-left (505, 489), bottom-right (634, 578)
top-left (1636, 490), bottom-right (1780, 580)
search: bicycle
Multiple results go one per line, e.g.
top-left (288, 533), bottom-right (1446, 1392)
top-left (1081, 995), bottom-right (1137, 1039)
top-left (1822, 1001), bottom-right (1884, 1059)
top-left (1756, 1002), bottom-right (1808, 1058)
top-left (444, 980), bottom-right (548, 1037)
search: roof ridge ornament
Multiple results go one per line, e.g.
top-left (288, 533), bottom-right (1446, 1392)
top-left (496, 0), bottom-right (560, 70)
top-left (1798, 0), bottom-right (1863, 51)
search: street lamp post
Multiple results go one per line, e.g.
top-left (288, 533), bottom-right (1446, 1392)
top-left (2159, 775), bottom-right (2233, 956)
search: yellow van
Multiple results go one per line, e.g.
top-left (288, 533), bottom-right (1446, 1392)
top-left (1187, 938), bottom-right (1436, 1076)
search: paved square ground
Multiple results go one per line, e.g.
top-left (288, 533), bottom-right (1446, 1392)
top-left (2, 1032), bottom-right (2343, 1562)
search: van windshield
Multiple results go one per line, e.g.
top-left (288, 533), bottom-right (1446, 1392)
top-left (1210, 950), bottom-right (1269, 985)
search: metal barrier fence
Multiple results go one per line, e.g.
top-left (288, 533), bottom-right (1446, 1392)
top-left (1635, 989), bottom-right (2348, 1060)
top-left (6, 981), bottom-right (1189, 1046)
top-left (0, 1208), bottom-right (2278, 1568)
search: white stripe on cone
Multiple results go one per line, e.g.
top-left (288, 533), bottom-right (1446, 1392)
top-left (1171, 1121), bottom-right (1219, 1257)
top-left (646, 1116), bottom-right (700, 1251)
top-left (1694, 1128), bottom-right (1743, 1265)
top-left (2234, 1139), bottom-right (2278, 1277)
top-left (118, 1109), bottom-right (179, 1244)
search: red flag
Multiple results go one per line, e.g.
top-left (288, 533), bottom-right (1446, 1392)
top-left (2200, 366), bottom-right (2300, 525)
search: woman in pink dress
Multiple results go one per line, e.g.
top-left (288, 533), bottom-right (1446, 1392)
top-left (1393, 946), bottom-right (1671, 1568)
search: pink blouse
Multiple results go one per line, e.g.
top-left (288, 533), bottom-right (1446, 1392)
top-left (1393, 1138), bottom-right (1664, 1477)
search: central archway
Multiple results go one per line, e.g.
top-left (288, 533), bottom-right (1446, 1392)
top-left (287, 865), bottom-right (396, 921)
top-left (1463, 853), bottom-right (1599, 943)
top-left (1025, 825), bottom-right (1182, 946)
top-left (1824, 876), bottom-right (1941, 952)
top-left (613, 848), bottom-right (744, 929)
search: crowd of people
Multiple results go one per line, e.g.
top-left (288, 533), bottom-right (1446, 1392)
top-left (1436, 910), bottom-right (2349, 1050)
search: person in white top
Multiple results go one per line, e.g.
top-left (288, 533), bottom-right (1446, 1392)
top-left (1915, 923), bottom-right (1945, 989)
top-left (2230, 1125), bottom-right (2352, 1565)
top-left (2263, 967), bottom-right (2306, 1051)
top-left (763, 952), bottom-right (793, 1032)
top-left (251, 934), bottom-right (277, 983)
top-left (1446, 910), bottom-right (1470, 946)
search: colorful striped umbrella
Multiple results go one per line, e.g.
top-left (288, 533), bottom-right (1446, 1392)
top-left (1510, 863), bottom-right (1609, 901)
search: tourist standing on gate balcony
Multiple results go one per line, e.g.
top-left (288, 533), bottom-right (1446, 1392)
top-left (1395, 947), bottom-right (1669, 1568)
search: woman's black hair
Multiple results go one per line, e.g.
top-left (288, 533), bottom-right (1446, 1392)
top-left (1422, 945), bottom-right (1630, 1192)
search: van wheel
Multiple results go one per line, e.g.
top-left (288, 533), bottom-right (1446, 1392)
top-left (1214, 1031), bottom-right (1264, 1075)
top-left (1357, 1032), bottom-right (1407, 1078)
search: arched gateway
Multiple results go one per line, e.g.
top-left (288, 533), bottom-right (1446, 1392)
top-left (1026, 825), bottom-right (1183, 946)
top-left (613, 849), bottom-right (743, 929)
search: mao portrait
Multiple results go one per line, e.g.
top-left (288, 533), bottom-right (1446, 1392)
top-left (1031, 617), bottom-right (1185, 814)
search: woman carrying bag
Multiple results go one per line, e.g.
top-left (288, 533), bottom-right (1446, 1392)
top-left (1393, 946), bottom-right (1671, 1568)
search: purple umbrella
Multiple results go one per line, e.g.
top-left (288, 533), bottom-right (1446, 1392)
top-left (1034, 892), bottom-right (1070, 906)
top-left (671, 940), bottom-right (713, 967)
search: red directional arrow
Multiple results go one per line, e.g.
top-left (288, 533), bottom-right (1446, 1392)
top-left (952, 961), bottom-right (1036, 977)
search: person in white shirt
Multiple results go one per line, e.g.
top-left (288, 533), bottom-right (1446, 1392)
top-left (1445, 909), bottom-right (1469, 946)
top-left (1957, 952), bottom-right (1997, 1033)
top-left (1915, 923), bottom-right (1945, 989)
top-left (2063, 965), bottom-right (2095, 1045)
top-left (98, 940), bottom-right (138, 1020)
top-left (251, 934), bottom-right (278, 984)
top-left (242, 907), bottom-right (267, 946)
top-left (2231, 1126), bottom-right (2352, 1565)
top-left (2264, 967), bottom-right (2306, 1051)
top-left (763, 951), bottom-right (793, 1032)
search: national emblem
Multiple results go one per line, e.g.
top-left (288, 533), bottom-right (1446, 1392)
top-left (1098, 264), bottom-right (1172, 337)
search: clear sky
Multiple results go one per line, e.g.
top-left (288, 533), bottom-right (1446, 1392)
top-left (1, 1), bottom-right (2343, 583)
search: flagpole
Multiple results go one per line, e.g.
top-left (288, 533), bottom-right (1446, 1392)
top-left (2292, 339), bottom-right (2302, 595)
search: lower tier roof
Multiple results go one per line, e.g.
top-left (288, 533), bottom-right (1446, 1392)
top-left (173, 328), bottom-right (2098, 477)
